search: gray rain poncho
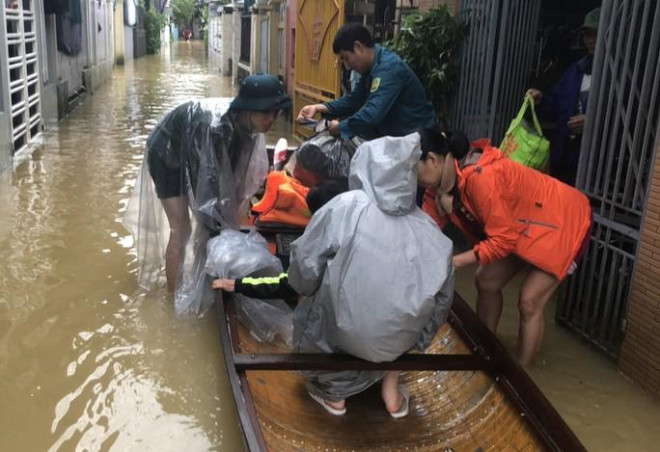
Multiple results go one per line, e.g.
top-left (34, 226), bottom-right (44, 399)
top-left (123, 99), bottom-right (268, 314)
top-left (288, 132), bottom-right (454, 401)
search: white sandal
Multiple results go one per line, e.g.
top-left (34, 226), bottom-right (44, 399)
top-left (390, 385), bottom-right (410, 419)
top-left (308, 391), bottom-right (346, 416)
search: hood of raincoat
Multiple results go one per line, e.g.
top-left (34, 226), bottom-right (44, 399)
top-left (349, 132), bottom-right (420, 215)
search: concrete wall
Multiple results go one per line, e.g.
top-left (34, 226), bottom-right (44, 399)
top-left (83, 0), bottom-right (114, 94)
top-left (221, 8), bottom-right (233, 75)
top-left (620, 142), bottom-right (660, 399)
top-left (114, 1), bottom-right (125, 64)
top-left (0, 1), bottom-right (13, 170)
top-left (232, 7), bottom-right (242, 80)
top-left (285, 0), bottom-right (295, 96)
top-left (417, 0), bottom-right (459, 14)
top-left (208, 3), bottom-right (222, 72)
top-left (1, 0), bottom-right (118, 171)
top-left (40, 13), bottom-right (59, 128)
top-left (124, 25), bottom-right (134, 60)
top-left (52, 1), bottom-right (115, 99)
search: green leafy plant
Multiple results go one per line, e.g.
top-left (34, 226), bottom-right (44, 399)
top-left (388, 7), bottom-right (463, 123)
top-left (171, 0), bottom-right (196, 30)
top-left (144, 7), bottom-right (168, 54)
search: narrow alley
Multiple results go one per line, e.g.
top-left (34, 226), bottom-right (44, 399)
top-left (0, 16), bottom-right (659, 452)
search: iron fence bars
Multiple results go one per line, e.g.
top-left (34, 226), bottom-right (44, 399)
top-left (560, 220), bottom-right (637, 357)
top-left (3, 0), bottom-right (42, 154)
top-left (558, 0), bottom-right (660, 357)
top-left (451, 0), bottom-right (541, 144)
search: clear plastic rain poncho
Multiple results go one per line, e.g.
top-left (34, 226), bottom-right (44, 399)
top-left (288, 132), bottom-right (455, 401)
top-left (205, 229), bottom-right (293, 346)
top-left (123, 99), bottom-right (268, 314)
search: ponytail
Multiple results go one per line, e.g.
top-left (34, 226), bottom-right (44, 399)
top-left (419, 127), bottom-right (470, 160)
top-left (446, 130), bottom-right (470, 160)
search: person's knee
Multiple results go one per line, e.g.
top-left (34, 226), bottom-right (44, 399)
top-left (167, 225), bottom-right (191, 256)
top-left (169, 220), bottom-right (192, 243)
top-left (475, 266), bottom-right (505, 294)
top-left (518, 289), bottom-right (543, 320)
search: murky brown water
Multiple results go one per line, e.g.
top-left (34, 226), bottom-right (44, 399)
top-left (0, 42), bottom-right (254, 452)
top-left (2, 41), bottom-right (659, 452)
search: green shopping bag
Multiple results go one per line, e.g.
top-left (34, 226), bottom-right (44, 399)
top-left (500, 95), bottom-right (549, 171)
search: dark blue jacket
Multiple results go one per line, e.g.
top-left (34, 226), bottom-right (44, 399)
top-left (539, 56), bottom-right (591, 169)
top-left (324, 45), bottom-right (436, 139)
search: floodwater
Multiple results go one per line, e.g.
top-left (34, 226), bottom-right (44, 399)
top-left (0, 42), bottom-right (252, 452)
top-left (1, 41), bottom-right (659, 452)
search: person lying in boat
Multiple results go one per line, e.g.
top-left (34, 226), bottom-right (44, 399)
top-left (417, 127), bottom-right (592, 366)
top-left (214, 134), bottom-right (454, 418)
top-left (212, 179), bottom-right (348, 306)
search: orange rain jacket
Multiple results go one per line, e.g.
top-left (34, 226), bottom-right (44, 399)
top-left (424, 140), bottom-right (591, 280)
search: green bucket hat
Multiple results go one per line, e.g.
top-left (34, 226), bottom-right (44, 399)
top-left (230, 74), bottom-right (292, 111)
top-left (581, 7), bottom-right (601, 31)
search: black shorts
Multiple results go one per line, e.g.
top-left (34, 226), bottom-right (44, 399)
top-left (146, 119), bottom-right (185, 199)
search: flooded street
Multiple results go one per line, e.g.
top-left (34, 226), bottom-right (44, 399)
top-left (1, 41), bottom-right (659, 452)
top-left (0, 42), bottom-right (249, 452)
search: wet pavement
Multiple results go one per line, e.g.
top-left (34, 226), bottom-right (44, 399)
top-left (0, 41), bottom-right (658, 451)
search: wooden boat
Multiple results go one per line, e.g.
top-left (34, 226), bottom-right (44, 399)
top-left (216, 228), bottom-right (587, 452)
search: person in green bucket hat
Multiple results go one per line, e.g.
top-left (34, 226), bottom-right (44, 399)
top-left (526, 7), bottom-right (600, 186)
top-left (125, 74), bottom-right (291, 313)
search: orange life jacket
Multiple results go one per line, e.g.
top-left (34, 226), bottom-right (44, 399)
top-left (252, 171), bottom-right (311, 228)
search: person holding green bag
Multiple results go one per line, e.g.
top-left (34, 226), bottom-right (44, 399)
top-left (500, 94), bottom-right (550, 172)
top-left (526, 7), bottom-right (601, 185)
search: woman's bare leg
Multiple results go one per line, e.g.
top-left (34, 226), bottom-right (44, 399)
top-left (475, 255), bottom-right (525, 332)
top-left (161, 196), bottom-right (191, 292)
top-left (381, 371), bottom-right (402, 413)
top-left (517, 268), bottom-right (560, 366)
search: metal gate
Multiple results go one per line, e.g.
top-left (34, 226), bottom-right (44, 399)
top-left (557, 0), bottom-right (660, 357)
top-left (2, 0), bottom-right (42, 155)
top-left (450, 0), bottom-right (541, 144)
top-left (293, 0), bottom-right (344, 139)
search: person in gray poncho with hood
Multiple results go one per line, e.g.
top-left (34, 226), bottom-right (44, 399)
top-left (218, 133), bottom-right (454, 417)
top-left (292, 132), bottom-right (455, 416)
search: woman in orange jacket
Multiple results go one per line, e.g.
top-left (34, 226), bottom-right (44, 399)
top-left (417, 128), bottom-right (592, 366)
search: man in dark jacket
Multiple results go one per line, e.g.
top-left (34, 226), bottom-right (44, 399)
top-left (297, 24), bottom-right (435, 140)
top-left (528, 8), bottom-right (600, 185)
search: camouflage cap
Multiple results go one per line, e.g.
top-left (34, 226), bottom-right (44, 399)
top-left (581, 7), bottom-right (601, 30)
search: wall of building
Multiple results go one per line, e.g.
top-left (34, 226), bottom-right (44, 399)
top-left (417, 0), bottom-right (459, 14)
top-left (620, 142), bottom-right (660, 399)
top-left (232, 6), bottom-right (242, 80)
top-left (207, 3), bottom-right (222, 72)
top-left (0, 0), bottom-right (119, 172)
top-left (0, 2), bottom-right (13, 171)
top-left (52, 1), bottom-right (115, 100)
top-left (221, 6), bottom-right (233, 76)
top-left (114, 1), bottom-right (125, 64)
top-left (124, 25), bottom-right (134, 60)
top-left (285, 0), bottom-right (295, 96)
top-left (39, 13), bottom-right (59, 129)
top-left (82, 0), bottom-right (114, 94)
